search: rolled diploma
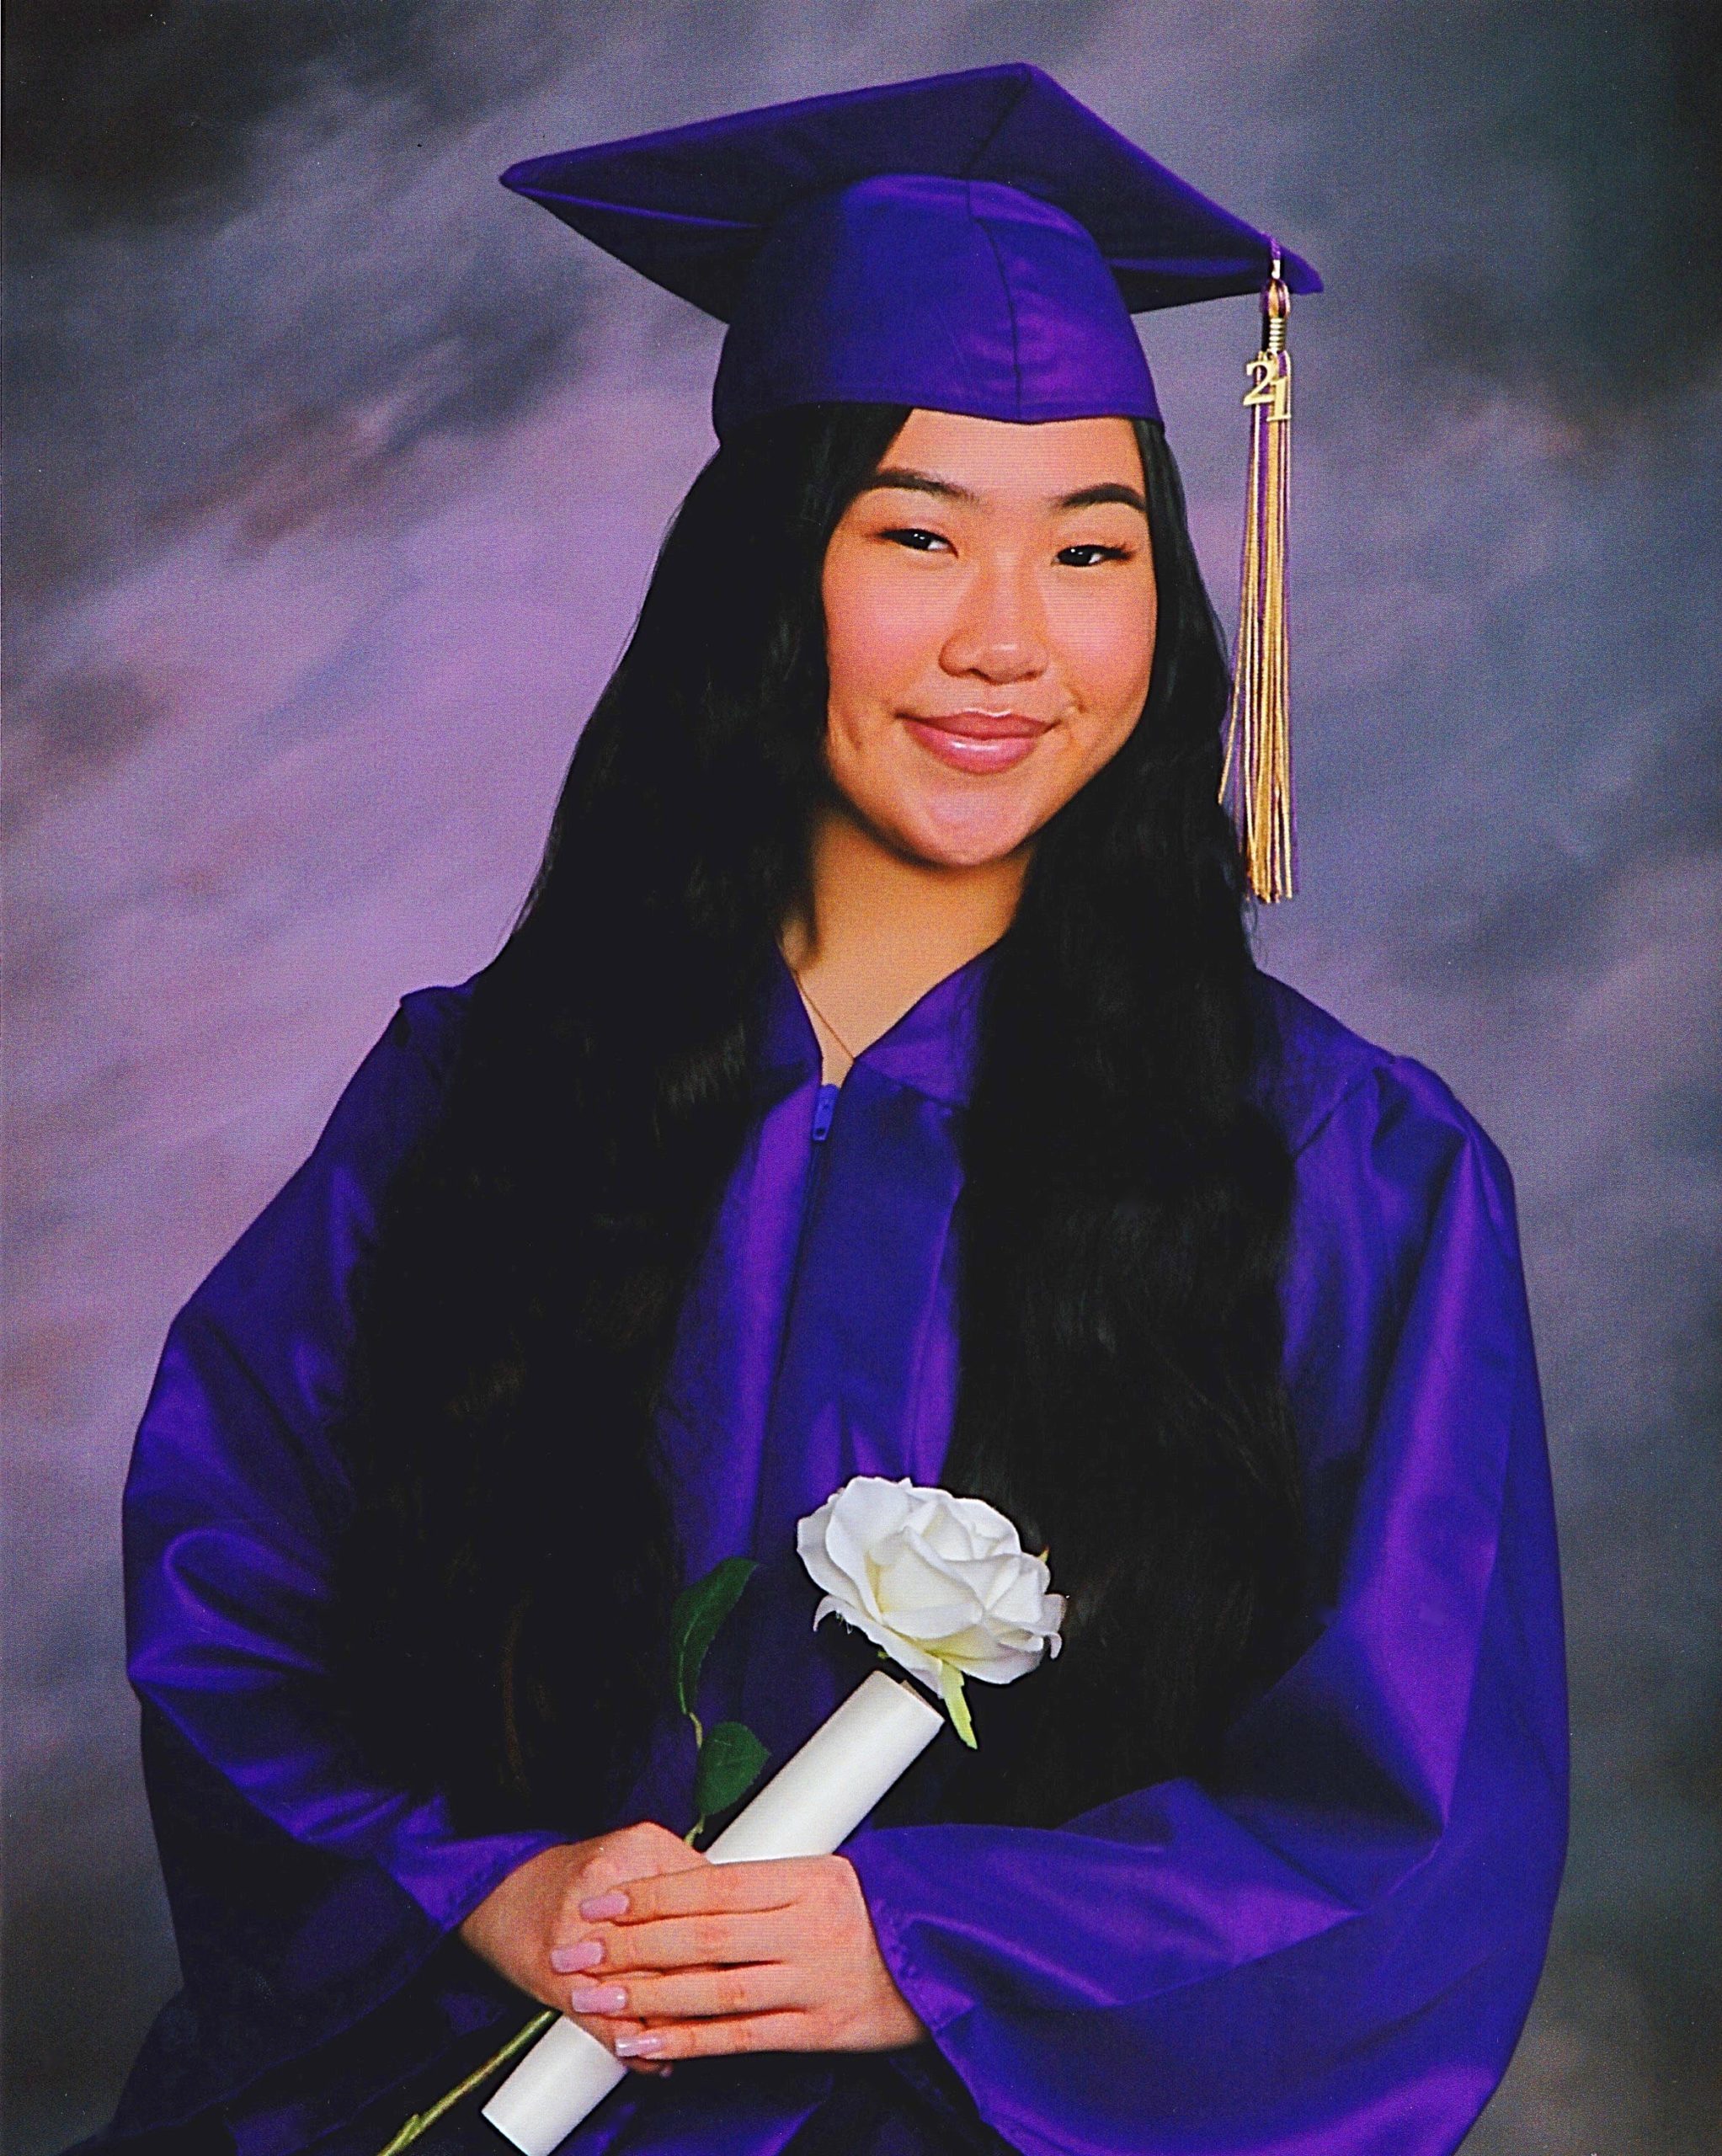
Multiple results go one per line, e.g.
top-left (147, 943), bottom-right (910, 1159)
top-left (482, 1668), bottom-right (944, 2155)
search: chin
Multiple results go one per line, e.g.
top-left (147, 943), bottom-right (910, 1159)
top-left (892, 792), bottom-right (1041, 870)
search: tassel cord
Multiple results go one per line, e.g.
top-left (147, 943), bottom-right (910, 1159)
top-left (1223, 251), bottom-right (1298, 903)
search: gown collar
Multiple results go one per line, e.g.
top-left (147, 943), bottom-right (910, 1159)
top-left (754, 935), bottom-right (999, 1108)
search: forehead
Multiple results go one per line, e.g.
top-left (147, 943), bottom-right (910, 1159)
top-left (871, 408), bottom-right (1145, 500)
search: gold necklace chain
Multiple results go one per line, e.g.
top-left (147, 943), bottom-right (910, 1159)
top-left (788, 963), bottom-right (861, 1062)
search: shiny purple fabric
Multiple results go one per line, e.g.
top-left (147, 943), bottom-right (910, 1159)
top-left (97, 949), bottom-right (1566, 2155)
top-left (709, 175), bottom-right (1165, 437)
top-left (498, 65), bottom-right (1321, 441)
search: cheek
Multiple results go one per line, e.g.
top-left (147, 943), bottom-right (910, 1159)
top-left (824, 547), bottom-right (946, 717)
top-left (1054, 581), bottom-right (1157, 721)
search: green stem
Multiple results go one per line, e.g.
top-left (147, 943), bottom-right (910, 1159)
top-left (683, 1704), bottom-right (707, 1844)
top-left (373, 2009), bottom-right (556, 2156)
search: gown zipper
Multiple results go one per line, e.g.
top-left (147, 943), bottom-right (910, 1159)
top-left (773, 1082), bottom-right (840, 1388)
top-left (750, 1078), bottom-right (844, 1553)
top-left (770, 1081), bottom-right (841, 1385)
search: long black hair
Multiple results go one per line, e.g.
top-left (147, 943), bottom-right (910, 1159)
top-left (330, 402), bottom-right (1304, 1834)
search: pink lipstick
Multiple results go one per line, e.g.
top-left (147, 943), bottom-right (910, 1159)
top-left (902, 709), bottom-right (1050, 774)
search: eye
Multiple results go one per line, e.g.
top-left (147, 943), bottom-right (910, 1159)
top-left (1056, 543), bottom-right (1133, 568)
top-left (882, 526), bottom-right (953, 553)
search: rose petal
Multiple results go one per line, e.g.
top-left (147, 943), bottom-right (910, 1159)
top-left (954, 1499), bottom-right (1026, 1559)
top-left (939, 1549), bottom-right (1022, 1614)
top-left (952, 1641), bottom-right (1047, 1684)
top-left (822, 1481), bottom-right (914, 1613)
top-left (987, 1563), bottom-right (1054, 1628)
top-left (875, 1540), bottom-right (986, 1627)
top-left (813, 1594), bottom-right (943, 1684)
top-left (795, 1502), bottom-right (850, 1600)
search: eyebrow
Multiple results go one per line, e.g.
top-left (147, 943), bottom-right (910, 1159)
top-left (861, 465), bottom-right (1148, 517)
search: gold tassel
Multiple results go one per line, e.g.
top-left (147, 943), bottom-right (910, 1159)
top-left (1220, 248), bottom-right (1297, 902)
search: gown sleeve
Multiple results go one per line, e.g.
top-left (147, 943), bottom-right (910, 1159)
top-left (846, 1050), bottom-right (1570, 2156)
top-left (111, 989), bottom-right (564, 2138)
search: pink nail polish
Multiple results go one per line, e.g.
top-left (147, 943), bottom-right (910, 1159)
top-left (568, 1983), bottom-right (629, 2015)
top-left (579, 1889), bottom-right (629, 1920)
top-left (615, 2032), bottom-right (664, 2058)
top-left (549, 1940), bottom-right (603, 1973)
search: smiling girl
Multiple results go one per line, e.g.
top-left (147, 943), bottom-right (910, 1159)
top-left (97, 66), bottom-right (1566, 2156)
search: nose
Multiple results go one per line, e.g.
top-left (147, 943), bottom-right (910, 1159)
top-left (939, 552), bottom-right (1049, 686)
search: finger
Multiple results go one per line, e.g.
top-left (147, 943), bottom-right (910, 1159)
top-left (584, 1910), bottom-right (790, 1974)
top-left (563, 1826), bottom-right (709, 1904)
top-left (570, 1961), bottom-right (803, 2024)
top-left (615, 2012), bottom-right (816, 2063)
top-left (553, 1841), bottom-right (709, 1952)
top-left (562, 1838), bottom-right (706, 1914)
top-left (611, 1830), bottom-right (710, 1877)
top-left (571, 2009), bottom-right (674, 2079)
top-left (589, 1858), bottom-right (806, 1924)
top-left (598, 1819), bottom-right (709, 1871)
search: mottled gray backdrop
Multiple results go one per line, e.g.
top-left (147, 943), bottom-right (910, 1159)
top-left (4, 3), bottom-right (1718, 2151)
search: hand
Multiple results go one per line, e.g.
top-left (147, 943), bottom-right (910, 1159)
top-left (553, 1853), bottom-right (929, 2063)
top-left (457, 1822), bottom-right (710, 2076)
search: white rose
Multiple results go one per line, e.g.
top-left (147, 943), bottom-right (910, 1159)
top-left (795, 1476), bottom-right (1065, 1745)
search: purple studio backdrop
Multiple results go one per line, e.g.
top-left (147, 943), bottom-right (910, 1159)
top-left (4, 4), bottom-right (1719, 2153)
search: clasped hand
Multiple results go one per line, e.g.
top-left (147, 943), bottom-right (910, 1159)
top-left (458, 1822), bottom-right (927, 2073)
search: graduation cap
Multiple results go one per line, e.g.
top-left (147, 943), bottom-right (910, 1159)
top-left (502, 64), bottom-right (1318, 901)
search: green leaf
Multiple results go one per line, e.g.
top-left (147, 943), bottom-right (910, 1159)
top-left (693, 1719), bottom-right (770, 1820)
top-left (669, 1556), bottom-right (759, 1717)
top-left (938, 1662), bottom-right (978, 1749)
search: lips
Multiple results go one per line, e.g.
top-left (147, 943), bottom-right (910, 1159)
top-left (913, 709), bottom-right (1050, 739)
top-left (901, 709), bottom-right (1051, 774)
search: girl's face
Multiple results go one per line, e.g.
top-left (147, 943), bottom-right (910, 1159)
top-left (820, 407), bottom-right (1157, 870)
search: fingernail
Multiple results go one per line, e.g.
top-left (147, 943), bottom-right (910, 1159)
top-left (615, 2033), bottom-right (664, 2058)
top-left (579, 1890), bottom-right (629, 1920)
top-left (569, 1983), bottom-right (629, 2015)
top-left (550, 1940), bottom-right (604, 1973)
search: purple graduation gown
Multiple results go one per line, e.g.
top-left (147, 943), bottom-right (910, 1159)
top-left (95, 948), bottom-right (1567, 2156)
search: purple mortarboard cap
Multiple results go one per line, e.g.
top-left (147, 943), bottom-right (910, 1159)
top-left (500, 62), bottom-right (1319, 439)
